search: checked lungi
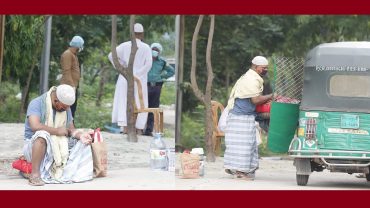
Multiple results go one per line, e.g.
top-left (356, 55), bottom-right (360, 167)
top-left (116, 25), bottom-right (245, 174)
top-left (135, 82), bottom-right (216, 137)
top-left (223, 113), bottom-right (259, 173)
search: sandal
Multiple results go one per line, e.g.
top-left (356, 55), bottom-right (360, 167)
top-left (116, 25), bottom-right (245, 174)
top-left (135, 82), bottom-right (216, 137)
top-left (235, 171), bottom-right (254, 181)
top-left (19, 171), bottom-right (30, 179)
top-left (225, 169), bottom-right (236, 175)
top-left (28, 175), bottom-right (45, 186)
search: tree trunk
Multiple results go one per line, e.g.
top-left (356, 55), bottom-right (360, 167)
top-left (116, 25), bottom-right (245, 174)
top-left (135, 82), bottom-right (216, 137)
top-left (190, 15), bottom-right (216, 162)
top-left (96, 65), bottom-right (108, 107)
top-left (110, 15), bottom-right (138, 142)
top-left (204, 15), bottom-right (215, 162)
top-left (19, 53), bottom-right (39, 121)
top-left (225, 59), bottom-right (230, 92)
top-left (126, 16), bottom-right (138, 142)
top-left (0, 15), bottom-right (5, 85)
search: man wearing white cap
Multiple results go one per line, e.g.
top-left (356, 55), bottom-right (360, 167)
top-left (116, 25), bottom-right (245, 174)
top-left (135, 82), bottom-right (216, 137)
top-left (108, 23), bottom-right (153, 134)
top-left (144, 42), bottom-right (175, 136)
top-left (223, 56), bottom-right (273, 180)
top-left (22, 84), bottom-right (93, 186)
top-left (60, 35), bottom-right (85, 118)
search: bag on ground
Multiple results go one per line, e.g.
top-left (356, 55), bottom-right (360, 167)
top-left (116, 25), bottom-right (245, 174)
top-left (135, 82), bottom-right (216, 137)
top-left (180, 151), bottom-right (200, 179)
top-left (12, 156), bottom-right (32, 174)
top-left (91, 128), bottom-right (108, 177)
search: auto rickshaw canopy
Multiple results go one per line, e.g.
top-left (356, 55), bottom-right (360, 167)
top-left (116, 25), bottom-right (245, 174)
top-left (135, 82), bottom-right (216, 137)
top-left (301, 41), bottom-right (370, 113)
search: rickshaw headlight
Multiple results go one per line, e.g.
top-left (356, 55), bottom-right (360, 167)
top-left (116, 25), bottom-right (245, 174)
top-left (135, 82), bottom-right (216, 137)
top-left (297, 127), bottom-right (305, 137)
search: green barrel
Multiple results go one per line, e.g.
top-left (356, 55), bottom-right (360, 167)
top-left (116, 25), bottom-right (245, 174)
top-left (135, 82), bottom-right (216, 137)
top-left (267, 102), bottom-right (299, 153)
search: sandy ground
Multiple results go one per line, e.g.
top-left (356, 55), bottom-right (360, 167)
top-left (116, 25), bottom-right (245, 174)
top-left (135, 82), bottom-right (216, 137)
top-left (175, 155), bottom-right (370, 190)
top-left (1, 106), bottom-right (369, 190)
top-left (0, 108), bottom-right (175, 190)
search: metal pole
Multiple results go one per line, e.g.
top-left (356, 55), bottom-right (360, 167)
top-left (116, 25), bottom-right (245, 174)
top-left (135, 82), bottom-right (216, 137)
top-left (39, 16), bottom-right (52, 94)
top-left (175, 15), bottom-right (184, 147)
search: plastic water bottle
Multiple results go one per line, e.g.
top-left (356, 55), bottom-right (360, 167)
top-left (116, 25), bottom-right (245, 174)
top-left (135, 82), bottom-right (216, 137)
top-left (191, 148), bottom-right (205, 176)
top-left (149, 133), bottom-right (167, 171)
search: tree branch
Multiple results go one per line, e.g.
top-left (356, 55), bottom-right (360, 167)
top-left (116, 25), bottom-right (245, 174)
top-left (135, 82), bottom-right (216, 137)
top-left (205, 15), bottom-right (215, 103)
top-left (111, 15), bottom-right (128, 78)
top-left (190, 15), bottom-right (205, 102)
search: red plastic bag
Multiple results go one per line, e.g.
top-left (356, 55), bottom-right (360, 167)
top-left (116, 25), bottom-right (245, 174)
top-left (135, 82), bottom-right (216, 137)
top-left (256, 103), bottom-right (271, 113)
top-left (12, 156), bottom-right (32, 174)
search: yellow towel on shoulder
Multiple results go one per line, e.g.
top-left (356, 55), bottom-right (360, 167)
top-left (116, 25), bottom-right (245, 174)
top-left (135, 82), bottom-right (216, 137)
top-left (45, 86), bottom-right (69, 179)
top-left (226, 69), bottom-right (264, 110)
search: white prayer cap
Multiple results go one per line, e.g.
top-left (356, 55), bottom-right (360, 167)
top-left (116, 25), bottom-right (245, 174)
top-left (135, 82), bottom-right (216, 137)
top-left (151, 43), bottom-right (163, 52)
top-left (252, 56), bottom-right (268, 65)
top-left (56, 84), bottom-right (75, 106)
top-left (134, 23), bottom-right (144, 33)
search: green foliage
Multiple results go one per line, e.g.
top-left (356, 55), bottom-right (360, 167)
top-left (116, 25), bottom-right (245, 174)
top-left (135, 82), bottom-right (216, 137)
top-left (179, 109), bottom-right (205, 150)
top-left (0, 82), bottom-right (22, 122)
top-left (160, 82), bottom-right (176, 105)
top-left (258, 132), bottom-right (281, 157)
top-left (73, 94), bottom-right (112, 129)
top-left (73, 77), bottom-right (113, 129)
top-left (3, 16), bottom-right (45, 88)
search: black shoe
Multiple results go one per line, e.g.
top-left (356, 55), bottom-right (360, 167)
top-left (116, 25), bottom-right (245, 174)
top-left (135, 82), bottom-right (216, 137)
top-left (143, 131), bottom-right (153, 136)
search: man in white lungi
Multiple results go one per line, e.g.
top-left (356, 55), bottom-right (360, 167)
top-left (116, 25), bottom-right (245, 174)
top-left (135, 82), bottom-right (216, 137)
top-left (108, 23), bottom-right (153, 134)
top-left (23, 84), bottom-right (93, 186)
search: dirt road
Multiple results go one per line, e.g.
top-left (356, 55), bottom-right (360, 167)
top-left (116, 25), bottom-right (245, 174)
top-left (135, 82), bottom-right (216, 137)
top-left (175, 156), bottom-right (370, 190)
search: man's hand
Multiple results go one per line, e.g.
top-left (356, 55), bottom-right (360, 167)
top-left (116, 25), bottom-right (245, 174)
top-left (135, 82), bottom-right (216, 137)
top-left (56, 127), bottom-right (69, 137)
top-left (80, 132), bottom-right (93, 145)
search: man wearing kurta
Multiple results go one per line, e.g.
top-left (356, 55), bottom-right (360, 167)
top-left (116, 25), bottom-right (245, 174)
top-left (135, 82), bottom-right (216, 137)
top-left (60, 35), bottom-right (84, 118)
top-left (108, 23), bottom-right (153, 134)
top-left (223, 56), bottom-right (273, 180)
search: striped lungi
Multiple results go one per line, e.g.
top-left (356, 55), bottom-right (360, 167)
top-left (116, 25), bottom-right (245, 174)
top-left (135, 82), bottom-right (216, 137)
top-left (223, 113), bottom-right (259, 173)
top-left (23, 130), bottom-right (93, 184)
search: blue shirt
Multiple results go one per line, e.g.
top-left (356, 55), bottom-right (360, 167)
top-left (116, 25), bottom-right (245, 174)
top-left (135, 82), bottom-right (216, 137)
top-left (24, 96), bottom-right (73, 140)
top-left (230, 98), bottom-right (256, 116)
top-left (147, 57), bottom-right (175, 83)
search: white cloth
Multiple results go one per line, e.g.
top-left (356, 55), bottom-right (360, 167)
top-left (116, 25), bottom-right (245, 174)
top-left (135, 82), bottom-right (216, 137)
top-left (108, 39), bottom-right (153, 129)
top-left (45, 87), bottom-right (69, 179)
top-left (218, 107), bottom-right (229, 132)
top-left (23, 131), bottom-right (93, 184)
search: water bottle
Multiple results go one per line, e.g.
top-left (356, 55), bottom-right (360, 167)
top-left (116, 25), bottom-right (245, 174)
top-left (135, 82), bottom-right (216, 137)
top-left (149, 133), bottom-right (167, 171)
top-left (167, 148), bottom-right (176, 172)
top-left (191, 148), bottom-right (205, 176)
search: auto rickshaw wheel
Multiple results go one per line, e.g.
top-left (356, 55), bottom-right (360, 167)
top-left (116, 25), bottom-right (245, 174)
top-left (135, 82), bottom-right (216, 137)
top-left (366, 173), bottom-right (370, 181)
top-left (296, 174), bottom-right (309, 186)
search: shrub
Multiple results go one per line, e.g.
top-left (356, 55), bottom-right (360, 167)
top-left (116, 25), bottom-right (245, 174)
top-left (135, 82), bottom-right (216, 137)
top-left (160, 81), bottom-right (176, 105)
top-left (179, 110), bottom-right (205, 150)
top-left (0, 82), bottom-right (22, 122)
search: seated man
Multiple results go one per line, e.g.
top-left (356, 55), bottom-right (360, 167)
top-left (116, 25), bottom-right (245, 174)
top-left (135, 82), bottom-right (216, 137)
top-left (23, 84), bottom-right (93, 186)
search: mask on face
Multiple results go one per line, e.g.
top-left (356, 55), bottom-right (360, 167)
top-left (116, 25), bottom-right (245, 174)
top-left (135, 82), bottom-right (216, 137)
top-left (152, 50), bottom-right (159, 58)
top-left (78, 47), bottom-right (84, 53)
top-left (260, 69), bottom-right (268, 77)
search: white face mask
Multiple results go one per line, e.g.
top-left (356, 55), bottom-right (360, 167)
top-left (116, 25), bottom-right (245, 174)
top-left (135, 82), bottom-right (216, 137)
top-left (152, 50), bottom-right (159, 58)
top-left (78, 47), bottom-right (84, 53)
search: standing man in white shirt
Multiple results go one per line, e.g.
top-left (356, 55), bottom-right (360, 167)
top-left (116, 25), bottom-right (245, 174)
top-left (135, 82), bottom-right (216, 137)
top-left (108, 23), bottom-right (153, 134)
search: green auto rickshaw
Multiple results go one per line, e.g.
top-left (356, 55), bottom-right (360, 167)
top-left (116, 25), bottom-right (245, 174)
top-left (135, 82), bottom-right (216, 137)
top-left (269, 42), bottom-right (370, 186)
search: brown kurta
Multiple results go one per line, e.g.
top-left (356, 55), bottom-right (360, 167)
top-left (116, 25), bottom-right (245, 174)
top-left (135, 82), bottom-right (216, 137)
top-left (60, 48), bottom-right (80, 88)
